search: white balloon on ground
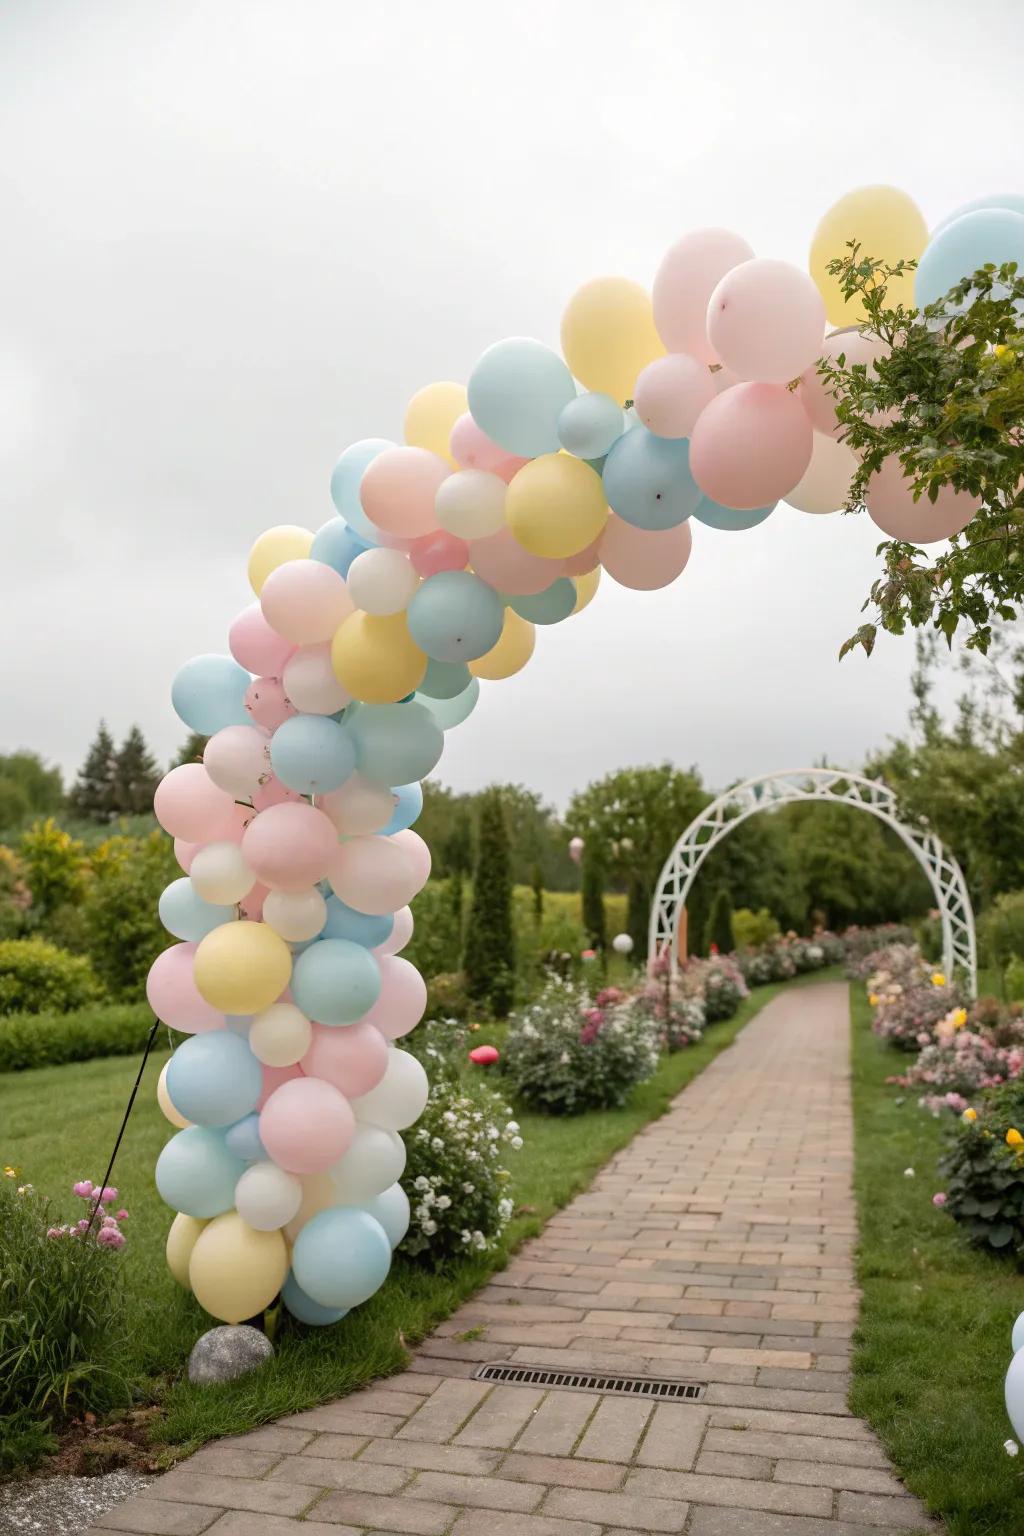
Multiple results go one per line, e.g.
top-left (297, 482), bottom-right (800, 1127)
top-left (363, 1182), bottom-right (410, 1248)
top-left (283, 645), bottom-right (353, 714)
top-left (1013, 1311), bottom-right (1024, 1355)
top-left (346, 548), bottom-right (420, 615)
top-left (330, 1122), bottom-right (407, 1202)
top-left (263, 887), bottom-right (328, 942)
top-left (249, 1002), bottom-right (314, 1066)
top-left (1007, 1348), bottom-right (1024, 1441)
top-left (351, 1048), bottom-right (429, 1131)
top-left (234, 1160), bottom-right (303, 1231)
top-left (784, 433), bottom-right (857, 515)
top-left (189, 842), bottom-right (256, 905)
top-left (319, 774), bottom-right (396, 835)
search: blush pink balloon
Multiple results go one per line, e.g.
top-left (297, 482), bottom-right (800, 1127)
top-left (259, 1077), bottom-right (355, 1174)
top-left (866, 458), bottom-right (980, 544)
top-left (260, 559), bottom-right (354, 645)
top-left (707, 258), bottom-right (826, 384)
top-left (361, 956), bottom-right (428, 1041)
top-left (374, 905), bottom-right (413, 957)
top-left (389, 829), bottom-right (431, 888)
top-left (239, 881), bottom-right (270, 921)
top-left (562, 540), bottom-right (600, 576)
top-left (599, 515), bottom-right (693, 591)
top-left (470, 527), bottom-right (563, 596)
top-left (359, 446), bottom-right (448, 538)
top-left (245, 676), bottom-right (297, 732)
top-left (690, 383), bottom-right (813, 510)
top-left (251, 775), bottom-right (304, 812)
top-left (328, 836), bottom-right (418, 917)
top-left (203, 725), bottom-right (270, 798)
top-left (242, 803), bottom-right (339, 893)
top-left (229, 602), bottom-right (294, 676)
top-left (800, 330), bottom-right (889, 437)
top-left (174, 838), bottom-right (200, 873)
top-left (653, 228), bottom-right (755, 363)
top-left (301, 1020), bottom-right (389, 1098)
top-left (257, 1062), bottom-right (303, 1111)
top-left (146, 943), bottom-right (222, 1033)
top-left (633, 354), bottom-right (716, 439)
top-left (410, 530), bottom-right (470, 576)
top-left (450, 412), bottom-right (530, 479)
top-left (153, 765), bottom-right (238, 842)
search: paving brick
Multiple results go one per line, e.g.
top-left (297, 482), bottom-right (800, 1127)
top-left (695, 1448), bottom-right (773, 1479)
top-left (449, 1512), bottom-right (602, 1536)
top-left (500, 1451), bottom-right (625, 1490)
top-left (542, 1486), bottom-right (689, 1532)
top-left (298, 1432), bottom-right (370, 1460)
top-left (453, 1383), bottom-right (545, 1448)
top-left (265, 1454), bottom-right (408, 1492)
top-left (686, 1513), bottom-right (926, 1536)
top-left (704, 1426), bottom-right (887, 1465)
top-left (777, 1457), bottom-right (909, 1494)
top-left (411, 1470), bottom-right (544, 1510)
top-left (184, 1445), bottom-right (283, 1479)
top-left (203, 1517), bottom-right (360, 1536)
top-left (837, 1489), bottom-right (936, 1527)
top-left (514, 1389), bottom-right (596, 1455)
top-left (397, 1377), bottom-right (493, 1442)
top-left (573, 1395), bottom-right (652, 1462)
top-left (313, 1489), bottom-right (455, 1532)
top-left (360, 1437), bottom-right (501, 1475)
top-left (626, 1465), bottom-right (832, 1516)
top-left (221, 1425), bottom-right (314, 1454)
top-left (140, 1471), bottom-right (318, 1517)
top-left (634, 1401), bottom-right (708, 1471)
top-left (277, 1405), bottom-right (405, 1436)
top-left (96, 1503), bottom-right (222, 1536)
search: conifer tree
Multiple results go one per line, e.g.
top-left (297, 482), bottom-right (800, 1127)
top-left (463, 788), bottom-right (515, 1016)
top-left (705, 887), bottom-right (735, 956)
top-left (581, 841), bottom-right (606, 951)
top-left (113, 726), bottom-right (161, 815)
top-left (68, 722), bottom-right (118, 822)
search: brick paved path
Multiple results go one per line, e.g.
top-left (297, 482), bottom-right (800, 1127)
top-left (89, 980), bottom-right (936, 1536)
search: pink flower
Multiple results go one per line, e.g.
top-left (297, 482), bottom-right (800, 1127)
top-left (932, 1192), bottom-right (948, 1208)
top-left (75, 1217), bottom-right (91, 1234)
top-left (46, 1226), bottom-right (63, 1239)
top-left (116, 1208), bottom-right (129, 1221)
top-left (72, 1180), bottom-right (94, 1199)
top-left (100, 1186), bottom-right (118, 1204)
top-left (96, 1227), bottom-right (126, 1249)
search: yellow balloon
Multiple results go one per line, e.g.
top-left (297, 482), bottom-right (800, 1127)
top-left (561, 277), bottom-right (664, 404)
top-left (505, 455), bottom-right (608, 559)
top-left (248, 525), bottom-right (315, 596)
top-left (157, 1061), bottom-right (190, 1129)
top-left (166, 1212), bottom-right (207, 1288)
top-left (188, 1211), bottom-right (289, 1324)
top-left (470, 609), bottom-right (536, 680)
top-left (404, 381), bottom-right (468, 467)
top-left (809, 185), bottom-right (928, 326)
top-left (193, 921), bottom-right (292, 1014)
top-left (283, 1171), bottom-right (336, 1243)
top-left (331, 611), bottom-right (428, 703)
top-left (572, 566), bottom-right (601, 614)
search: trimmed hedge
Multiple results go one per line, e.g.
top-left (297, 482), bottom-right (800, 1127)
top-left (0, 1002), bottom-right (154, 1072)
top-left (0, 937), bottom-right (101, 1015)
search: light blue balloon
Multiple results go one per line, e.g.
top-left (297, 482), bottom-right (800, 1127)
top-left (419, 658), bottom-right (471, 699)
top-left (601, 428), bottom-right (701, 530)
top-left (292, 938), bottom-right (381, 1026)
top-left (171, 655), bottom-right (251, 734)
top-left (933, 194), bottom-right (1024, 237)
top-left (347, 702), bottom-right (443, 785)
top-left (322, 896), bottom-right (394, 949)
top-left (224, 1112), bottom-right (265, 1163)
top-left (362, 1183), bottom-right (411, 1249)
top-left (417, 678), bottom-right (479, 731)
top-left (282, 1269), bottom-right (349, 1326)
top-left (166, 1031), bottom-right (263, 1128)
top-left (329, 438), bottom-right (394, 543)
top-left (270, 714), bottom-right (356, 795)
top-left (159, 879), bottom-right (235, 943)
top-left (557, 392), bottom-right (626, 459)
top-left (693, 498), bottom-right (775, 531)
top-left (467, 337), bottom-right (577, 458)
top-left (407, 572), bottom-right (504, 663)
top-left (292, 1207), bottom-right (392, 1308)
top-left (915, 209), bottom-right (1024, 308)
top-left (510, 580), bottom-right (577, 626)
top-left (381, 782), bottom-right (423, 835)
top-left (155, 1126), bottom-right (246, 1219)
top-left (311, 518), bottom-right (373, 577)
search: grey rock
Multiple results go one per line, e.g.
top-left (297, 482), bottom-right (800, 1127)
top-left (187, 1324), bottom-right (273, 1385)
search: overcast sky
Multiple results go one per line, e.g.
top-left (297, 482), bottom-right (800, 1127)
top-left (2, 0), bottom-right (1021, 807)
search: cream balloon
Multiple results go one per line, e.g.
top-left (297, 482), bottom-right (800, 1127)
top-left (330, 1123), bottom-right (406, 1203)
top-left (351, 1047), bottom-right (429, 1131)
top-left (189, 842), bottom-right (256, 906)
top-left (166, 1212), bottom-right (207, 1287)
top-left (234, 1160), bottom-right (303, 1231)
top-left (785, 434), bottom-right (857, 515)
top-left (203, 726), bottom-right (270, 798)
top-left (158, 1061), bottom-right (191, 1129)
top-left (262, 888), bottom-right (328, 943)
top-left (346, 548), bottom-right (420, 616)
top-left (249, 1001), bottom-right (314, 1065)
top-left (319, 774), bottom-right (396, 836)
top-left (283, 645), bottom-right (353, 715)
top-left (188, 1211), bottom-right (289, 1323)
top-left (435, 469), bottom-right (507, 540)
top-left (283, 1171), bottom-right (337, 1243)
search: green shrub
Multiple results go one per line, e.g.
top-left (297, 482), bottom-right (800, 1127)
top-left (733, 907), bottom-right (780, 949)
top-left (939, 1079), bottom-right (1024, 1257)
top-left (405, 880), bottom-right (463, 979)
top-left (704, 888), bottom-right (734, 955)
top-left (979, 892), bottom-right (1024, 973)
top-left (85, 832), bottom-right (178, 999)
top-left (0, 937), bottom-right (101, 1015)
top-left (464, 790), bottom-right (515, 1017)
top-left (1006, 955), bottom-right (1024, 1005)
top-left (423, 971), bottom-right (472, 1024)
top-left (0, 1001), bottom-right (153, 1072)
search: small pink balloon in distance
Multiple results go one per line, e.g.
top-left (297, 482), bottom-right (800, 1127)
top-left (449, 412), bottom-right (529, 480)
top-left (410, 530), bottom-right (469, 577)
top-left (153, 765), bottom-right (238, 843)
top-left (653, 228), bottom-right (755, 363)
top-left (690, 383), bottom-right (813, 510)
top-left (360, 956), bottom-right (428, 1041)
top-left (706, 258), bottom-right (826, 385)
top-left (866, 458), bottom-right (979, 544)
top-left (146, 942), bottom-right (222, 1033)
top-left (259, 1076), bottom-right (355, 1174)
top-left (242, 802), bottom-right (339, 893)
top-left (260, 559), bottom-right (354, 645)
top-left (800, 330), bottom-right (889, 437)
top-left (469, 1044), bottom-right (500, 1066)
top-left (470, 527), bottom-right (563, 596)
top-left (257, 1062), bottom-right (303, 1110)
top-left (329, 835), bottom-right (418, 917)
top-left (633, 354), bottom-right (716, 439)
top-left (375, 905), bottom-right (413, 957)
top-left (301, 1020), bottom-right (389, 1098)
top-left (599, 515), bottom-right (693, 591)
top-left (359, 446), bottom-right (448, 538)
top-left (229, 602), bottom-right (294, 676)
top-left (245, 676), bottom-right (297, 732)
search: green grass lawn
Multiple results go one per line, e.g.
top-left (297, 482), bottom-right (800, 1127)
top-left (0, 969), bottom-right (831, 1459)
top-left (850, 984), bottom-right (1024, 1535)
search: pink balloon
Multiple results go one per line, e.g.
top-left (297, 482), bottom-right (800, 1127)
top-left (375, 905), bottom-right (413, 957)
top-left (329, 836), bottom-right (418, 916)
top-left (359, 446), bottom-right (448, 538)
top-left (229, 603), bottom-right (294, 676)
top-left (245, 676), bottom-right (297, 733)
top-left (362, 956), bottom-right (428, 1041)
top-left (450, 412), bottom-right (530, 479)
top-left (154, 765), bottom-right (238, 842)
top-left (690, 383), bottom-right (813, 510)
top-left (260, 560), bottom-right (354, 645)
top-left (800, 330), bottom-right (889, 438)
top-left (302, 1020), bottom-right (389, 1098)
top-left (390, 829), bottom-right (431, 887)
top-left (599, 515), bottom-right (693, 591)
top-left (260, 1077), bottom-right (355, 1174)
top-left (257, 1062), bottom-right (303, 1110)
top-left (470, 527), bottom-right (563, 596)
top-left (239, 881), bottom-right (269, 921)
top-left (146, 943), bottom-right (222, 1033)
top-left (866, 458), bottom-right (979, 544)
top-left (653, 228), bottom-right (755, 363)
top-left (707, 258), bottom-right (826, 384)
top-left (410, 530), bottom-right (470, 576)
top-left (174, 838), bottom-right (200, 873)
top-left (242, 803), bottom-right (339, 893)
top-left (251, 775), bottom-right (304, 812)
top-left (562, 540), bottom-right (600, 576)
top-left (203, 725), bottom-right (270, 798)
top-left (633, 354), bottom-right (716, 439)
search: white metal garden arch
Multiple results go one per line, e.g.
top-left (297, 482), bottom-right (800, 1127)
top-left (648, 768), bottom-right (977, 995)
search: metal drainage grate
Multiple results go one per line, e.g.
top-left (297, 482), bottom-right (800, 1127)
top-left (474, 1362), bottom-right (704, 1402)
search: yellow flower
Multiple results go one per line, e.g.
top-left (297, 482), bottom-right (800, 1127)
top-left (1007, 1129), bottom-right (1024, 1148)
top-left (931, 972), bottom-right (946, 988)
top-left (2, 1166), bottom-right (17, 1179)
top-left (868, 993), bottom-right (880, 1006)
top-left (952, 1008), bottom-right (968, 1030)
top-left (962, 1108), bottom-right (977, 1123)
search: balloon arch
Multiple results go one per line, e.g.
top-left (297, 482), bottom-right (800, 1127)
top-left (648, 767), bottom-right (977, 995)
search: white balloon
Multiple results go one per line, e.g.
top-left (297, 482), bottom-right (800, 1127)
top-left (262, 887), bottom-right (328, 942)
top-left (319, 774), bottom-right (396, 835)
top-left (1012, 1311), bottom-right (1024, 1355)
top-left (363, 1182), bottom-right (410, 1248)
top-left (785, 432), bottom-right (857, 515)
top-left (330, 1123), bottom-right (406, 1202)
top-left (234, 1161), bottom-right (303, 1231)
top-left (204, 726), bottom-right (270, 798)
top-left (612, 932), bottom-right (634, 956)
top-left (435, 469), bottom-right (507, 540)
top-left (1007, 1348), bottom-right (1024, 1441)
top-left (249, 1002), bottom-right (313, 1066)
top-left (283, 644), bottom-right (352, 715)
top-left (347, 548), bottom-right (420, 616)
top-left (190, 842), bottom-right (255, 905)
top-left (351, 1048), bottom-right (428, 1131)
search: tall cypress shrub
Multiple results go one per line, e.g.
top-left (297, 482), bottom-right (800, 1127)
top-left (705, 887), bottom-right (735, 955)
top-left (463, 789), bottom-right (516, 1016)
top-left (581, 842), bottom-right (607, 951)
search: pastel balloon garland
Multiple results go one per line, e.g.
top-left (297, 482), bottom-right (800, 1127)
top-left (150, 183), bottom-right (1024, 1328)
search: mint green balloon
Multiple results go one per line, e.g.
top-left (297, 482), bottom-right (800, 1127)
top-left (419, 658), bottom-right (472, 699)
top-left (346, 702), bottom-right (443, 785)
top-left (407, 572), bottom-right (503, 662)
top-left (417, 678), bottom-right (479, 731)
top-left (510, 580), bottom-right (577, 626)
